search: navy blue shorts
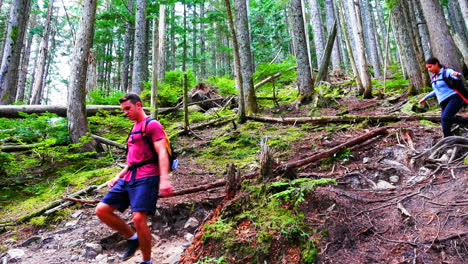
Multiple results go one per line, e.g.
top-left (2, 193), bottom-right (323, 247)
top-left (101, 176), bottom-right (160, 215)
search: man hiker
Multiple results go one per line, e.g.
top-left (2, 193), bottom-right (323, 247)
top-left (419, 57), bottom-right (468, 137)
top-left (95, 93), bottom-right (174, 264)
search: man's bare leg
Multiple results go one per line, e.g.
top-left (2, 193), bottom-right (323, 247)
top-left (95, 202), bottom-right (135, 238)
top-left (132, 211), bottom-right (151, 261)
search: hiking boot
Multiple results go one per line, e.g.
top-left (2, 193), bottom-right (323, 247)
top-left (122, 238), bottom-right (139, 260)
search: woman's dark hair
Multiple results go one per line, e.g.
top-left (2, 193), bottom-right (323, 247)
top-left (425, 57), bottom-right (440, 65)
top-left (119, 93), bottom-right (142, 105)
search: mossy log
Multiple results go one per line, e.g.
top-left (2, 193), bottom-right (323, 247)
top-left (1, 185), bottom-right (98, 226)
top-left (247, 114), bottom-right (440, 124)
top-left (0, 105), bottom-right (176, 118)
top-left (279, 127), bottom-right (388, 172)
top-left (91, 134), bottom-right (126, 150)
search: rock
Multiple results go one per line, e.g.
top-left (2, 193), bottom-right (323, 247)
top-left (85, 242), bottom-right (103, 254)
top-left (184, 233), bottom-right (194, 242)
top-left (163, 245), bottom-right (185, 264)
top-left (188, 105), bottom-right (204, 113)
top-left (389, 176), bottom-right (399, 183)
top-left (363, 157), bottom-right (370, 164)
top-left (71, 210), bottom-right (83, 218)
top-left (64, 239), bottom-right (85, 248)
top-left (7, 249), bottom-right (26, 260)
top-left (184, 217), bottom-right (200, 229)
top-left (65, 220), bottom-right (79, 227)
top-left (19, 236), bottom-right (42, 247)
top-left (70, 254), bottom-right (80, 261)
top-left (375, 180), bottom-right (395, 189)
top-left (83, 243), bottom-right (103, 259)
top-left (95, 254), bottom-right (108, 263)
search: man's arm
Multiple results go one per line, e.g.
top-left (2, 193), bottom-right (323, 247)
top-left (153, 138), bottom-right (174, 196)
top-left (108, 165), bottom-right (129, 188)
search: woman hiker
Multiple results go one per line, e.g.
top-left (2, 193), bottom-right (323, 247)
top-left (419, 57), bottom-right (468, 137)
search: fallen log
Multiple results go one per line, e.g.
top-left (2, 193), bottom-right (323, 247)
top-left (254, 66), bottom-right (296, 89)
top-left (91, 134), bottom-right (126, 150)
top-left (0, 105), bottom-right (176, 118)
top-left (2, 185), bottom-right (98, 225)
top-left (280, 127), bottom-right (388, 171)
top-left (247, 114), bottom-right (440, 124)
top-left (0, 143), bottom-right (41, 152)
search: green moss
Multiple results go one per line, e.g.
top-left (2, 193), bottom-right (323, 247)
top-left (419, 119), bottom-right (439, 128)
top-left (202, 178), bottom-right (335, 263)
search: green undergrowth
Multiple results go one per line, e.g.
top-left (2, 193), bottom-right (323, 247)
top-left (195, 121), bottom-right (306, 170)
top-left (202, 178), bottom-right (336, 263)
top-left (0, 166), bottom-right (118, 222)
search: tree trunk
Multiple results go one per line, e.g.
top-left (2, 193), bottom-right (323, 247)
top-left (412, 0), bottom-right (432, 60)
top-left (290, 0), bottom-right (314, 104)
top-left (309, 0), bottom-right (326, 66)
top-left (224, 0), bottom-right (246, 122)
top-left (157, 4), bottom-right (166, 83)
top-left (360, 0), bottom-right (381, 79)
top-left (314, 20), bottom-right (337, 89)
top-left (200, 0), bottom-right (206, 79)
top-left (121, 0), bottom-right (133, 93)
top-left (170, 6), bottom-right (176, 71)
top-left (30, 0), bottom-right (54, 105)
top-left (420, 0), bottom-right (463, 71)
top-left (85, 50), bottom-right (98, 94)
top-left (16, 12), bottom-right (37, 103)
top-left (347, 0), bottom-right (372, 98)
top-left (182, 2), bottom-right (187, 72)
top-left (234, 0), bottom-right (257, 114)
top-left (66, 0), bottom-right (97, 153)
top-left (0, 0), bottom-right (31, 105)
top-left (192, 3), bottom-right (198, 76)
top-left (325, 0), bottom-right (341, 70)
top-left (131, 0), bottom-right (147, 94)
top-left (337, 0), bottom-right (362, 91)
top-left (151, 16), bottom-right (158, 119)
top-left (374, 0), bottom-right (390, 63)
top-left (458, 0), bottom-right (468, 29)
top-left (391, 2), bottom-right (424, 95)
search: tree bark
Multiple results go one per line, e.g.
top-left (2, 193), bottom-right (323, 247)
top-left (120, 0), bottom-right (133, 93)
top-left (30, 0), bottom-right (54, 105)
top-left (314, 20), bottom-right (338, 90)
top-left (151, 16), bottom-right (158, 119)
top-left (234, 0), bottom-right (257, 114)
top-left (290, 0), bottom-right (314, 104)
top-left (391, 2), bottom-right (424, 95)
top-left (420, 0), bottom-right (464, 71)
top-left (131, 0), bottom-right (147, 94)
top-left (200, 0), bottom-right (206, 79)
top-left (309, 0), bottom-right (326, 66)
top-left (347, 0), bottom-right (372, 98)
top-left (360, 0), bottom-right (381, 79)
top-left (224, 0), bottom-right (246, 122)
top-left (16, 12), bottom-right (37, 103)
top-left (325, 0), bottom-right (341, 70)
top-left (0, 0), bottom-right (31, 105)
top-left (66, 0), bottom-right (97, 153)
top-left (157, 4), bottom-right (166, 83)
top-left (458, 0), bottom-right (468, 30)
top-left (337, 0), bottom-right (362, 92)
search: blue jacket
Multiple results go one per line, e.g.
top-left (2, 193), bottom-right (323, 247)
top-left (423, 67), bottom-right (458, 103)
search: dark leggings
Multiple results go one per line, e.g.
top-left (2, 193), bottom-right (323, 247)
top-left (440, 94), bottom-right (468, 137)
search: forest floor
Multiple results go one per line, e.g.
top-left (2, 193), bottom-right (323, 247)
top-left (1, 93), bottom-right (467, 264)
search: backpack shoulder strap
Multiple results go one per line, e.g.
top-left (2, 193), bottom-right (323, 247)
top-left (142, 117), bottom-right (158, 161)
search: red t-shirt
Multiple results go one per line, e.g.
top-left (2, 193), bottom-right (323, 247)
top-left (122, 119), bottom-right (166, 181)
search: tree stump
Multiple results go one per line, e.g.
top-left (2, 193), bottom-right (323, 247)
top-left (225, 163), bottom-right (241, 199)
top-left (259, 137), bottom-right (274, 182)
